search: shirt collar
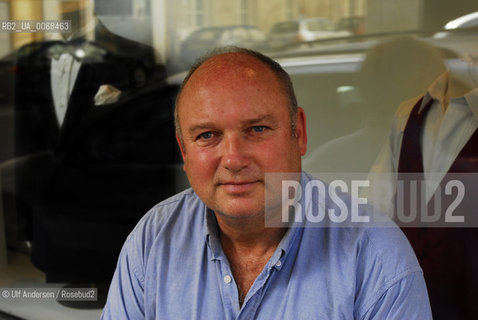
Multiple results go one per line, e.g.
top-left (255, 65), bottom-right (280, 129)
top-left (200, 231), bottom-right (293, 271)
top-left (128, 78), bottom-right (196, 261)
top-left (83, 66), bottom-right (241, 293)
top-left (420, 70), bottom-right (478, 119)
top-left (267, 172), bottom-right (313, 270)
top-left (421, 71), bottom-right (449, 114)
top-left (203, 172), bottom-right (312, 269)
top-left (203, 203), bottom-right (301, 270)
top-left (266, 226), bottom-right (300, 271)
top-left (205, 207), bottom-right (223, 261)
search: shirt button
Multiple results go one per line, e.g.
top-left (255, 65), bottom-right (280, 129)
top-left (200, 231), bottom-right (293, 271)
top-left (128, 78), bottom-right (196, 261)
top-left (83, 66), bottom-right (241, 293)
top-left (275, 260), bottom-right (282, 267)
top-left (223, 275), bottom-right (232, 284)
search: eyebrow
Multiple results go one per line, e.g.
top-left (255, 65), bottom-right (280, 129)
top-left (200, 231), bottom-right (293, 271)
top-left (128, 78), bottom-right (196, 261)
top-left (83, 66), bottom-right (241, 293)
top-left (187, 114), bottom-right (277, 136)
top-left (242, 114), bottom-right (276, 126)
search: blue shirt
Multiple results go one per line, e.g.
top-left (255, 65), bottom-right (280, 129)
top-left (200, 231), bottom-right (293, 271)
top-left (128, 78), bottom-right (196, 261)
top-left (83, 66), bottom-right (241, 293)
top-left (102, 173), bottom-right (432, 319)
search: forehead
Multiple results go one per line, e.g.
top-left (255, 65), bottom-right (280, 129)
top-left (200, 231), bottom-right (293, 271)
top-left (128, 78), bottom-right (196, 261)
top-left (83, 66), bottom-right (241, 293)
top-left (188, 52), bottom-right (278, 85)
top-left (177, 53), bottom-right (288, 117)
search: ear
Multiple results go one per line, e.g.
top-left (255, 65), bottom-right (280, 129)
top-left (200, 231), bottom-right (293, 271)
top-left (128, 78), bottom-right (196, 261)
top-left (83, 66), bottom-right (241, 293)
top-left (295, 107), bottom-right (307, 156)
top-left (176, 134), bottom-right (187, 170)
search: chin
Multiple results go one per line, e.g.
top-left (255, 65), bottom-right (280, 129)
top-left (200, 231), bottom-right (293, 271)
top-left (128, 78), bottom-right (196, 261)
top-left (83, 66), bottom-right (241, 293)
top-left (214, 202), bottom-right (265, 220)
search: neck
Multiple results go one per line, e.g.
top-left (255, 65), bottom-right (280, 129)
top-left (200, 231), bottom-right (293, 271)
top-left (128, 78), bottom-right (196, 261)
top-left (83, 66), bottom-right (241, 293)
top-left (215, 212), bottom-right (287, 256)
top-left (215, 212), bottom-right (287, 307)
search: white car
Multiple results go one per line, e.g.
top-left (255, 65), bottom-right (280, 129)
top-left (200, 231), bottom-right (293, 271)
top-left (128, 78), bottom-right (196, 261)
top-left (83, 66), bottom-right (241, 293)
top-left (268, 18), bottom-right (351, 49)
top-left (297, 17), bottom-right (351, 42)
top-left (434, 11), bottom-right (478, 38)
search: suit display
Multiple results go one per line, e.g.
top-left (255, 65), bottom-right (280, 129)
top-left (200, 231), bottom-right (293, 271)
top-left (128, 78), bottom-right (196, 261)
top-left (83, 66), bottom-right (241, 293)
top-left (14, 20), bottom-right (159, 158)
top-left (398, 96), bottom-right (478, 319)
top-left (11, 20), bottom-right (182, 283)
top-left (365, 65), bottom-right (478, 319)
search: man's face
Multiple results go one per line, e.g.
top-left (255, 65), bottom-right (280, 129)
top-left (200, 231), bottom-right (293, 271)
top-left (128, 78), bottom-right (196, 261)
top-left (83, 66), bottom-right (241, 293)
top-left (177, 53), bottom-right (307, 219)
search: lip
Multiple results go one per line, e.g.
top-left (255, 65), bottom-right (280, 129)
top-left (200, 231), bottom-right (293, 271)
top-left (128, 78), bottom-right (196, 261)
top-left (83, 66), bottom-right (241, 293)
top-left (218, 181), bottom-right (260, 194)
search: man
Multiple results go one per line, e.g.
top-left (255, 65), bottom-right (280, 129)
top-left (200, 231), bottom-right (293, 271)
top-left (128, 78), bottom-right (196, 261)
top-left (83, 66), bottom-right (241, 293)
top-left (102, 47), bottom-right (431, 319)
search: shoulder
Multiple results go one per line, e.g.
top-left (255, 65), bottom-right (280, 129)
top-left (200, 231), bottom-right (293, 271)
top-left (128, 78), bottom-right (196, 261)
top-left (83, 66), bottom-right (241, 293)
top-left (395, 95), bottom-right (421, 117)
top-left (319, 220), bottom-right (424, 317)
top-left (391, 95), bottom-right (423, 133)
top-left (95, 20), bottom-right (154, 58)
top-left (129, 188), bottom-right (201, 240)
top-left (353, 225), bottom-right (423, 314)
top-left (120, 188), bottom-right (204, 264)
top-left (301, 172), bottom-right (419, 270)
top-left (287, 173), bottom-right (429, 317)
top-left (302, 174), bottom-right (422, 302)
top-left (16, 41), bottom-right (56, 65)
top-left (355, 226), bottom-right (431, 318)
top-left (360, 226), bottom-right (420, 275)
top-left (382, 95), bottom-right (423, 157)
top-left (297, 209), bottom-right (425, 316)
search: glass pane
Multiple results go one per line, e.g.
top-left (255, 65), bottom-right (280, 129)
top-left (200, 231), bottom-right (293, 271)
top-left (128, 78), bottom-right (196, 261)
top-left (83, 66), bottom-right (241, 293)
top-left (0, 1), bottom-right (477, 319)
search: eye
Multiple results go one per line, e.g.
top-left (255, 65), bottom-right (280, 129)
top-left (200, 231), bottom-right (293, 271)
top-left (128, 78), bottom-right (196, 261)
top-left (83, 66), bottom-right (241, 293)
top-left (252, 126), bottom-right (267, 133)
top-left (197, 131), bottom-right (214, 140)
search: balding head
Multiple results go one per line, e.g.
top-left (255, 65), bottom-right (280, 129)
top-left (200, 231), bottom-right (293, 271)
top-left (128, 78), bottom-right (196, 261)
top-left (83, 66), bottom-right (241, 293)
top-left (175, 47), bottom-right (298, 146)
top-left (172, 47), bottom-right (307, 220)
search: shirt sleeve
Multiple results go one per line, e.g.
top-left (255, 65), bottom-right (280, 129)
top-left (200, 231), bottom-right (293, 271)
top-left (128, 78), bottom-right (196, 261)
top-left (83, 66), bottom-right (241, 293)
top-left (359, 271), bottom-right (432, 320)
top-left (101, 234), bottom-right (146, 319)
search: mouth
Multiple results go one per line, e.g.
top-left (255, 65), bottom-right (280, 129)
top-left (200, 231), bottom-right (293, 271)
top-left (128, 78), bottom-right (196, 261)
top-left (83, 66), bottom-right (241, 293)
top-left (217, 180), bottom-right (261, 194)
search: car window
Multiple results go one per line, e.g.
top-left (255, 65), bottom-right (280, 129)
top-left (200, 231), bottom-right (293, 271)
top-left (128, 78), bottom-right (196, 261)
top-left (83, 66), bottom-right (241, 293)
top-left (306, 19), bottom-right (334, 31)
top-left (231, 28), bottom-right (248, 41)
top-left (192, 29), bottom-right (220, 41)
top-left (219, 29), bottom-right (232, 41)
top-left (271, 22), bottom-right (299, 33)
top-left (249, 29), bottom-right (267, 41)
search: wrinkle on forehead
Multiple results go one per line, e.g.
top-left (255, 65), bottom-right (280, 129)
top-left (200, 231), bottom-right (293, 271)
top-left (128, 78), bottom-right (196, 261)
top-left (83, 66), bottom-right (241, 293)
top-left (181, 53), bottom-right (272, 98)
top-left (192, 53), bottom-right (270, 85)
top-left (177, 52), bottom-right (283, 123)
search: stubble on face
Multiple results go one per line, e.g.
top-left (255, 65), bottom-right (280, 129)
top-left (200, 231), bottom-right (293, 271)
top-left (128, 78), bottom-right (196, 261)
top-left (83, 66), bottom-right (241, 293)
top-left (177, 53), bottom-right (305, 220)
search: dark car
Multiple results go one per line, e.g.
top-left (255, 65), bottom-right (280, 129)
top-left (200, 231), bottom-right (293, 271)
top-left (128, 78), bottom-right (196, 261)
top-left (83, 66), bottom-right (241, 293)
top-left (267, 21), bottom-right (300, 49)
top-left (336, 16), bottom-right (366, 35)
top-left (179, 25), bottom-right (268, 67)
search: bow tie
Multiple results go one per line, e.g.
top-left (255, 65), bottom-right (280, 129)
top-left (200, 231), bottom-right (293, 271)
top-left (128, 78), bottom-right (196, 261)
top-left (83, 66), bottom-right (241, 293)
top-left (47, 40), bottom-right (107, 61)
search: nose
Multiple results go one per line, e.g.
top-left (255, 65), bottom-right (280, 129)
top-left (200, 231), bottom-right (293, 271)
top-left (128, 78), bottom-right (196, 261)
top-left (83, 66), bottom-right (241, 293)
top-left (220, 133), bottom-right (250, 173)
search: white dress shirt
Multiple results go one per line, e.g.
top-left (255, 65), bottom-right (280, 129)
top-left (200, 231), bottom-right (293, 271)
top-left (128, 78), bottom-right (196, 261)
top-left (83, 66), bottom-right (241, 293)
top-left (49, 19), bottom-right (96, 126)
top-left (51, 53), bottom-right (82, 126)
top-left (365, 65), bottom-right (478, 216)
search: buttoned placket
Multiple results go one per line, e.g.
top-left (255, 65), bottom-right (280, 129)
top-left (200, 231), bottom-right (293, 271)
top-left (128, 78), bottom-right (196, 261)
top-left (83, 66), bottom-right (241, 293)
top-left (205, 207), bottom-right (296, 320)
top-left (208, 235), bottom-right (289, 319)
top-left (212, 251), bottom-right (283, 320)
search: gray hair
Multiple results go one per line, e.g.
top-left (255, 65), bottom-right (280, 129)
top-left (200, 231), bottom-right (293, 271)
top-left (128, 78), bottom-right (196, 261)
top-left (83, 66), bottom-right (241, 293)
top-left (174, 46), bottom-right (298, 146)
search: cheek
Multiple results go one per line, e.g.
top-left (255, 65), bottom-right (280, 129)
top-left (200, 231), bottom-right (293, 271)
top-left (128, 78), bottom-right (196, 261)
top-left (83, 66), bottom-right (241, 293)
top-left (184, 149), bottom-right (217, 179)
top-left (259, 137), bottom-right (299, 165)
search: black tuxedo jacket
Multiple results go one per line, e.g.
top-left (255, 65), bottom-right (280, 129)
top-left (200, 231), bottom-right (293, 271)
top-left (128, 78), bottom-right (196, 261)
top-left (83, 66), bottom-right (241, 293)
top-left (14, 21), bottom-right (160, 159)
top-left (11, 22), bottom-right (181, 283)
